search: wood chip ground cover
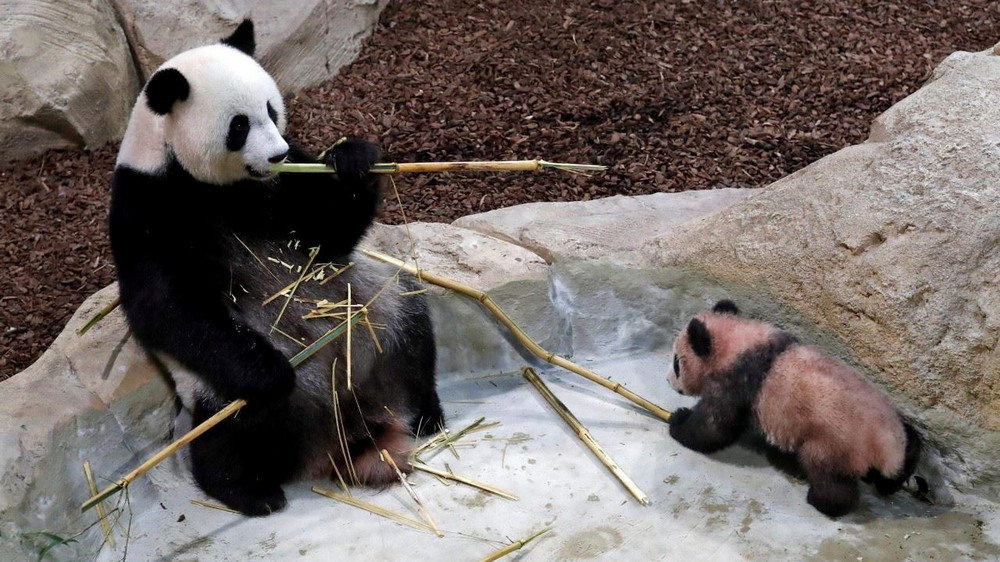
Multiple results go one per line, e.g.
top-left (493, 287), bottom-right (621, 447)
top-left (1, 0), bottom-right (997, 381)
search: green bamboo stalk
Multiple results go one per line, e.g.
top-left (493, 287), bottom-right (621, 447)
top-left (271, 159), bottom-right (607, 174)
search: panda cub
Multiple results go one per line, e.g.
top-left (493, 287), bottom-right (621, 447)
top-left (667, 300), bottom-right (921, 517)
top-left (109, 20), bottom-right (444, 516)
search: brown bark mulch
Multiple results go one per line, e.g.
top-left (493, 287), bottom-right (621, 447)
top-left (1, 0), bottom-right (997, 381)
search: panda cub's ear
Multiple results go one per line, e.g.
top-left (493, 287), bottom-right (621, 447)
top-left (221, 19), bottom-right (256, 57)
top-left (687, 318), bottom-right (712, 358)
top-left (712, 299), bottom-right (740, 315)
top-left (145, 68), bottom-right (189, 116)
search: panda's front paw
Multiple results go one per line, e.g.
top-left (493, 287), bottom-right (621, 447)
top-left (670, 408), bottom-right (691, 429)
top-left (324, 138), bottom-right (381, 182)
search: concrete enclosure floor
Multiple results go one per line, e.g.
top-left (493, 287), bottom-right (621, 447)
top-left (94, 353), bottom-right (1000, 561)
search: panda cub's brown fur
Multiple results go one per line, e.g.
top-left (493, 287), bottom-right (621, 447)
top-left (667, 300), bottom-right (921, 517)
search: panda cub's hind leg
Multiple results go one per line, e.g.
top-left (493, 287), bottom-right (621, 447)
top-left (189, 399), bottom-right (301, 516)
top-left (804, 467), bottom-right (859, 518)
top-left (344, 420), bottom-right (415, 487)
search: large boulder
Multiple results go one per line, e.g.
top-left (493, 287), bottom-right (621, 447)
top-left (111, 0), bottom-right (389, 93)
top-left (0, 285), bottom-right (175, 561)
top-left (0, 0), bottom-right (141, 162)
top-left (453, 189), bottom-right (751, 266)
top-left (0, 0), bottom-right (389, 163)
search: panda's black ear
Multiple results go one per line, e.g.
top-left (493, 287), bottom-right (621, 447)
top-left (688, 319), bottom-right (712, 358)
top-left (221, 19), bottom-right (256, 56)
top-left (145, 68), bottom-right (189, 116)
top-left (712, 299), bottom-right (740, 315)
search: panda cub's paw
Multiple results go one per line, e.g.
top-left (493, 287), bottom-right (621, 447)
top-left (324, 138), bottom-right (382, 182)
top-left (668, 407), bottom-right (693, 439)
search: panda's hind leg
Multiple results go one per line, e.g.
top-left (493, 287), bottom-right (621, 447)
top-left (189, 398), bottom-right (301, 516)
top-left (346, 419), bottom-right (416, 487)
top-left (804, 466), bottom-right (859, 518)
top-left (406, 326), bottom-right (444, 437)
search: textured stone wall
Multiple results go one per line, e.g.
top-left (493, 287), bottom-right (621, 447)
top-left (0, 0), bottom-right (389, 163)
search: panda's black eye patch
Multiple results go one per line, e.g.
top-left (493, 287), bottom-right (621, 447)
top-left (266, 101), bottom-right (278, 125)
top-left (673, 355), bottom-right (680, 376)
top-left (226, 114), bottom-right (250, 151)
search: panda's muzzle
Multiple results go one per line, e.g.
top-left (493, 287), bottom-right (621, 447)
top-left (246, 165), bottom-right (275, 179)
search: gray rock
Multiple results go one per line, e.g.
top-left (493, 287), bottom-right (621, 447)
top-left (454, 189), bottom-right (751, 265)
top-left (111, 0), bottom-right (389, 93)
top-left (0, 0), bottom-right (141, 162)
top-left (0, 284), bottom-right (174, 561)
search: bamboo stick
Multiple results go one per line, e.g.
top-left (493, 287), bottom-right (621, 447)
top-left (522, 367), bottom-right (650, 506)
top-left (381, 450), bottom-right (444, 537)
top-left (271, 160), bottom-right (607, 175)
top-left (479, 528), bottom-right (551, 562)
top-left (77, 296), bottom-right (121, 336)
top-left (312, 486), bottom-right (431, 532)
top-left (289, 308), bottom-right (366, 367)
top-left (82, 399), bottom-right (247, 512)
top-left (346, 284), bottom-right (353, 390)
top-left (190, 499), bottom-right (242, 514)
top-left (411, 462), bottom-right (518, 501)
top-left (361, 249), bottom-right (672, 423)
top-left (82, 461), bottom-right (116, 549)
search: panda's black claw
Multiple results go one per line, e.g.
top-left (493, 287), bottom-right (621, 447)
top-left (324, 138), bottom-right (381, 181)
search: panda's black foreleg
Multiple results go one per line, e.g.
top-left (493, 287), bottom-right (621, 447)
top-left (668, 398), bottom-right (747, 454)
top-left (277, 138), bottom-right (383, 260)
top-left (189, 398), bottom-right (302, 516)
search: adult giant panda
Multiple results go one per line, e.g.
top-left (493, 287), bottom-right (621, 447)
top-left (109, 20), bottom-right (444, 516)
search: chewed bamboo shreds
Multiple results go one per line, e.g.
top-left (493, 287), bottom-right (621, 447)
top-left (361, 249), bottom-right (672, 423)
top-left (522, 367), bottom-right (650, 506)
top-left (271, 160), bottom-right (608, 175)
top-left (412, 417), bottom-right (496, 461)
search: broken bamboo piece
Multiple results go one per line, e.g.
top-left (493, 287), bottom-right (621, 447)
top-left (361, 249), bottom-right (672, 423)
top-left (81, 399), bottom-right (248, 513)
top-left (382, 450), bottom-right (444, 537)
top-left (523, 367), bottom-right (650, 506)
top-left (77, 296), bottom-right (121, 336)
top-left (410, 462), bottom-right (518, 501)
top-left (479, 527), bottom-right (551, 562)
top-left (312, 486), bottom-right (431, 532)
top-left (82, 461), bottom-right (116, 549)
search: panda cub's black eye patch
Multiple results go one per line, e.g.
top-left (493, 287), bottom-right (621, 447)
top-left (226, 114), bottom-right (250, 151)
top-left (266, 101), bottom-right (278, 125)
top-left (673, 355), bottom-right (680, 376)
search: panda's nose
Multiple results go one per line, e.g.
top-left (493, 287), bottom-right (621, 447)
top-left (268, 150), bottom-right (288, 164)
